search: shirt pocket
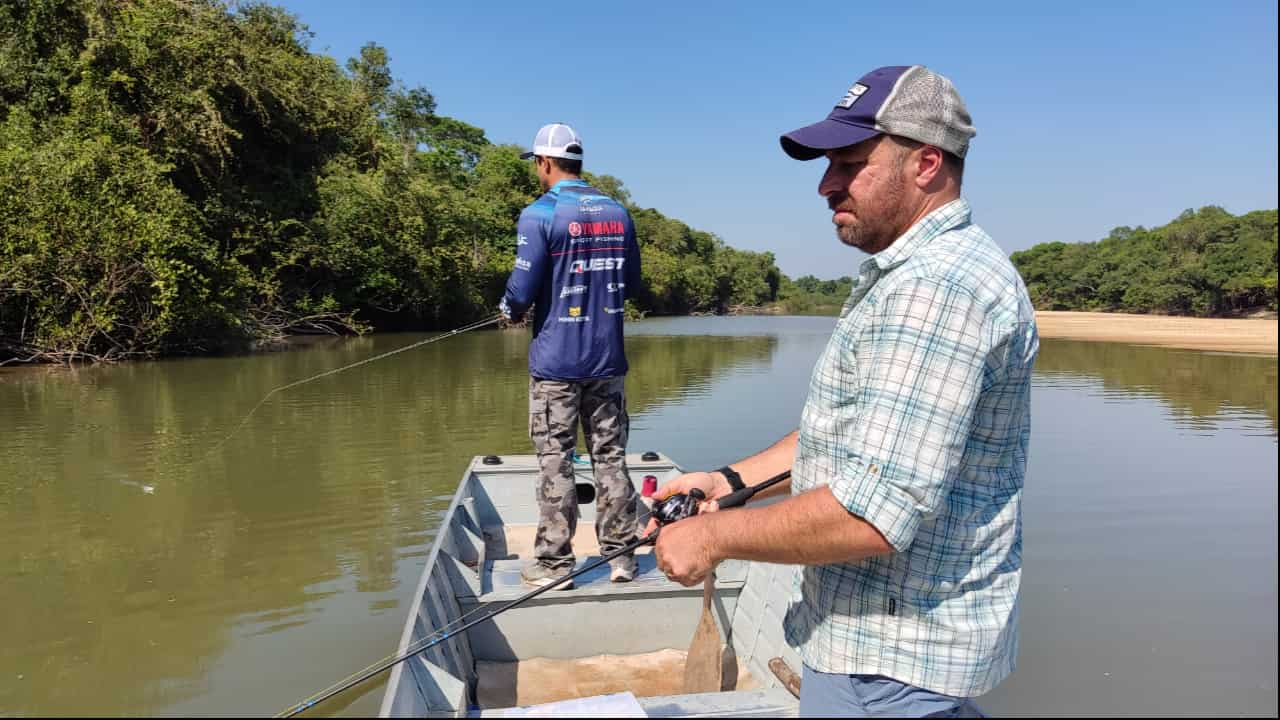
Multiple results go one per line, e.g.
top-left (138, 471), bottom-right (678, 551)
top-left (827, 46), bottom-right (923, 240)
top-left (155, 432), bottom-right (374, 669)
top-left (832, 305), bottom-right (869, 381)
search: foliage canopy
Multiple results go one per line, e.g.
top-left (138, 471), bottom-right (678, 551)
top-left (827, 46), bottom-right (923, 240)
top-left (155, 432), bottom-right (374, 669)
top-left (1011, 207), bottom-right (1277, 317)
top-left (0, 0), bottom-right (782, 360)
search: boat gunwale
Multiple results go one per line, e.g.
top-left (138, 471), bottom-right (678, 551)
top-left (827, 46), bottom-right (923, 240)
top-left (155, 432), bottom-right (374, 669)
top-left (379, 458), bottom-right (478, 717)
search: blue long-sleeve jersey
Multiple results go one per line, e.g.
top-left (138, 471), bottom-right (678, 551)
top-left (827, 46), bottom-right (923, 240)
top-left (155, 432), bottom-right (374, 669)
top-left (501, 179), bottom-right (642, 381)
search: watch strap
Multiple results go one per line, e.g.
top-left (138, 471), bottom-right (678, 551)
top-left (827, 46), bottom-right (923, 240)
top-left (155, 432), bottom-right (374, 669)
top-left (717, 465), bottom-right (746, 492)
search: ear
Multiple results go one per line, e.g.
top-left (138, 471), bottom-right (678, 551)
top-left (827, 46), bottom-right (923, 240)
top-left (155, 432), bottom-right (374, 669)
top-left (913, 145), bottom-right (945, 189)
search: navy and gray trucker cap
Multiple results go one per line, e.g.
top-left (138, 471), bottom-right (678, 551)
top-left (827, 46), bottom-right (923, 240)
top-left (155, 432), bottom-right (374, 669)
top-left (781, 65), bottom-right (976, 160)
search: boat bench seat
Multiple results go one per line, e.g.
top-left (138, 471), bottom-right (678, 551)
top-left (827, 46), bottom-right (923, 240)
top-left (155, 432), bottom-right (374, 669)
top-left (453, 553), bottom-right (748, 665)
top-left (473, 553), bottom-right (746, 604)
top-left (640, 688), bottom-right (799, 717)
top-left (468, 688), bottom-right (799, 717)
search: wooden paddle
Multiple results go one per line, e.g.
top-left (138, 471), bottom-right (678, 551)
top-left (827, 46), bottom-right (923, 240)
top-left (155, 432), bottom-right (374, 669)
top-left (769, 657), bottom-right (802, 698)
top-left (681, 571), bottom-right (723, 693)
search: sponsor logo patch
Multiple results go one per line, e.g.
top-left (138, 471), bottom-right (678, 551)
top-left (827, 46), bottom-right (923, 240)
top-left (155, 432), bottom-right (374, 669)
top-left (514, 257), bottom-right (532, 271)
top-left (567, 220), bottom-right (625, 238)
top-left (517, 234), bottom-right (529, 246)
top-left (604, 306), bottom-right (624, 314)
top-left (571, 235), bottom-right (624, 245)
top-left (570, 257), bottom-right (625, 273)
top-left (568, 306), bottom-right (581, 317)
top-left (606, 282), bottom-right (625, 293)
top-left (560, 284), bottom-right (587, 298)
top-left (836, 82), bottom-right (869, 109)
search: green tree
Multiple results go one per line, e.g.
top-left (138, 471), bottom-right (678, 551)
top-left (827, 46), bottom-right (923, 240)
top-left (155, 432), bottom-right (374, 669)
top-left (0, 0), bottom-right (788, 362)
top-left (1011, 207), bottom-right (1277, 317)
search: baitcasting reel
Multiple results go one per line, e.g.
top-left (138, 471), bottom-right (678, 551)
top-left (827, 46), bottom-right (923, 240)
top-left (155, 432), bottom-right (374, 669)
top-left (651, 487), bottom-right (706, 526)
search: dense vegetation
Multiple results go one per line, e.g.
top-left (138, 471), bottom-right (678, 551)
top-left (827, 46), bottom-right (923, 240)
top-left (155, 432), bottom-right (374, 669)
top-left (2, 2), bottom-right (1273, 365)
top-left (783, 207), bottom-right (1279, 319)
top-left (0, 0), bottom-right (781, 362)
top-left (1012, 207), bottom-right (1277, 317)
top-left (775, 274), bottom-right (854, 315)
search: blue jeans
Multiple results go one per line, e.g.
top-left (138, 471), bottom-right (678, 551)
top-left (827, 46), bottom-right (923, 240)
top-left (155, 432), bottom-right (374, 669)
top-left (799, 666), bottom-right (986, 718)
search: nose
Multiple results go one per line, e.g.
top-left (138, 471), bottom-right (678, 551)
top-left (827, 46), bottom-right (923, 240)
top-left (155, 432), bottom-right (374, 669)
top-left (818, 163), bottom-right (841, 198)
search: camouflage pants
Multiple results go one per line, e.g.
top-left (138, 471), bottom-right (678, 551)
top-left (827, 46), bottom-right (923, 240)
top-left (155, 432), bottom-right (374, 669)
top-left (529, 376), bottom-right (637, 570)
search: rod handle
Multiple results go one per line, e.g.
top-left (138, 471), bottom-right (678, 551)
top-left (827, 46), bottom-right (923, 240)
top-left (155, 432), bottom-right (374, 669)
top-left (717, 485), bottom-right (754, 510)
top-left (715, 470), bottom-right (791, 510)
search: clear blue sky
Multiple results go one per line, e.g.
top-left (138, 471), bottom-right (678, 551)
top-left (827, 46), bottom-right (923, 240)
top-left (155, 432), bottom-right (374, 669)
top-left (275, 0), bottom-right (1277, 280)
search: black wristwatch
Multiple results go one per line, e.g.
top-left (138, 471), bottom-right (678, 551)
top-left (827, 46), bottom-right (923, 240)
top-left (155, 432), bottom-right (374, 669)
top-left (716, 465), bottom-right (746, 492)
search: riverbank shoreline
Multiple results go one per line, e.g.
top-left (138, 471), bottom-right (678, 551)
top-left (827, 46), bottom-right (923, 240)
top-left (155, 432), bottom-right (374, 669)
top-left (1034, 310), bottom-right (1278, 355)
top-left (4, 309), bottom-right (1277, 372)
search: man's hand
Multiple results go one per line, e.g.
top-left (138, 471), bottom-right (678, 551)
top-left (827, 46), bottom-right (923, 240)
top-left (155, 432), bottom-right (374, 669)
top-left (654, 470), bottom-right (732, 503)
top-left (654, 513), bottom-right (720, 586)
top-left (498, 297), bottom-right (522, 324)
top-left (643, 471), bottom-right (731, 535)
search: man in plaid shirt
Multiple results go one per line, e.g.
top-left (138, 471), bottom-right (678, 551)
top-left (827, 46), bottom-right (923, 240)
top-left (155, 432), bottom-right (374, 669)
top-left (652, 65), bottom-right (1039, 717)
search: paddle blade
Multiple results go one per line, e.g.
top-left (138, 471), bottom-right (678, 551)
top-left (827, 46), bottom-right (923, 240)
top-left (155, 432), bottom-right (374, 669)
top-left (682, 576), bottom-right (723, 693)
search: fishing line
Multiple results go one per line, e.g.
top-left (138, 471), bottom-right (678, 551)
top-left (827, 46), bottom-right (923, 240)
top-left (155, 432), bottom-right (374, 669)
top-left (207, 314), bottom-right (502, 457)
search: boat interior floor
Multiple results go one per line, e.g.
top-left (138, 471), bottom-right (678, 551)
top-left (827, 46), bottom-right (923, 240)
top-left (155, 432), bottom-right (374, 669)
top-left (488, 523), bottom-right (654, 563)
top-left (472, 523), bottom-right (762, 708)
top-left (474, 649), bottom-right (759, 709)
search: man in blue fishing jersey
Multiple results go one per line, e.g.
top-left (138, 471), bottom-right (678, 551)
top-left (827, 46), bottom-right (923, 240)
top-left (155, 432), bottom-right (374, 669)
top-left (500, 123), bottom-right (643, 589)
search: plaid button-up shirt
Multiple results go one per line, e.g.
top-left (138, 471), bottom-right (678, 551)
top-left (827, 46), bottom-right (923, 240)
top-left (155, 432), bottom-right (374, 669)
top-left (784, 198), bottom-right (1039, 697)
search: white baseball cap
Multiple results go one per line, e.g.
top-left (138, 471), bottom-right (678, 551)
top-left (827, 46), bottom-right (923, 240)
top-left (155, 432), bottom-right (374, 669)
top-left (519, 123), bottom-right (583, 160)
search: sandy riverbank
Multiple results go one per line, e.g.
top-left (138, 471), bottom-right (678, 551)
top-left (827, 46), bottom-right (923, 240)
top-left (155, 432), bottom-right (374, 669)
top-left (1035, 311), bottom-right (1278, 355)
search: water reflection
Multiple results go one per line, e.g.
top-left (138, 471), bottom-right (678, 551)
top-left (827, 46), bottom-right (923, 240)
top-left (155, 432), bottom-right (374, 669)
top-left (1034, 339), bottom-right (1277, 436)
top-left (985, 340), bottom-right (1277, 717)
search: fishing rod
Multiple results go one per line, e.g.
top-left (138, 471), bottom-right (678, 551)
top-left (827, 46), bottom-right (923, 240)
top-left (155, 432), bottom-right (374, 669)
top-left (276, 529), bottom-right (659, 718)
top-left (209, 314), bottom-right (502, 455)
top-left (709, 469), bottom-right (791, 510)
top-left (276, 468), bottom-right (792, 717)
